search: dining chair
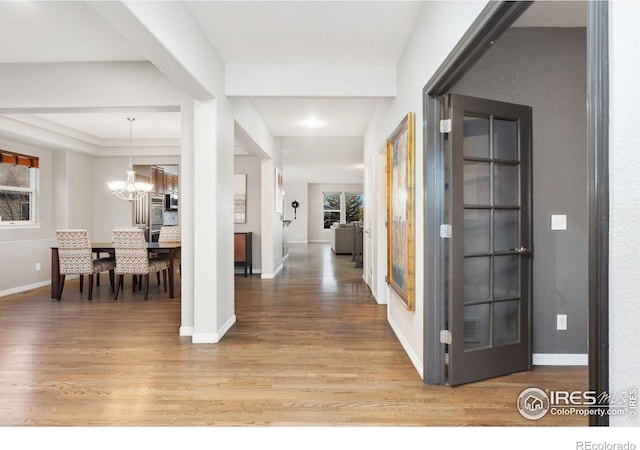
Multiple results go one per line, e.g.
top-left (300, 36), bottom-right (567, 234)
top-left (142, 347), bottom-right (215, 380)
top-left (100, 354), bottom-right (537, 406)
top-left (55, 229), bottom-right (115, 301)
top-left (159, 226), bottom-right (181, 274)
top-left (159, 226), bottom-right (181, 243)
top-left (112, 228), bottom-right (169, 300)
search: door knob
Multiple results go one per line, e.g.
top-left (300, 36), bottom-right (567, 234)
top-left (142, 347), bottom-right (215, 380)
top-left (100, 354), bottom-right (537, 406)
top-left (509, 246), bottom-right (531, 256)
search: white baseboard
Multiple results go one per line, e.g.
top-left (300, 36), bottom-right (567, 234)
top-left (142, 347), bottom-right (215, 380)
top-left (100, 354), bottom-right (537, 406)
top-left (235, 268), bottom-right (261, 275)
top-left (192, 333), bottom-right (218, 344)
top-left (289, 240), bottom-right (308, 244)
top-left (533, 353), bottom-right (588, 366)
top-left (387, 314), bottom-right (424, 380)
top-left (362, 275), bottom-right (381, 304)
top-left (179, 326), bottom-right (194, 336)
top-left (0, 280), bottom-right (51, 298)
top-left (308, 240), bottom-right (330, 243)
top-left (262, 263), bottom-right (284, 279)
top-left (218, 314), bottom-right (236, 339)
top-left (191, 314), bottom-right (236, 344)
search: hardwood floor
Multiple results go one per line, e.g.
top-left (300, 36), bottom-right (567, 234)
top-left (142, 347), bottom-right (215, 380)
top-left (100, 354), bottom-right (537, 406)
top-left (0, 243), bottom-right (587, 426)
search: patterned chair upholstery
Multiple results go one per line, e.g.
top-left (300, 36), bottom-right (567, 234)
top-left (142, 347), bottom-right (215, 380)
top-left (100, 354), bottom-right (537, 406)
top-left (159, 226), bottom-right (181, 243)
top-left (112, 228), bottom-right (170, 300)
top-left (159, 226), bottom-right (181, 274)
top-left (55, 229), bottom-right (115, 301)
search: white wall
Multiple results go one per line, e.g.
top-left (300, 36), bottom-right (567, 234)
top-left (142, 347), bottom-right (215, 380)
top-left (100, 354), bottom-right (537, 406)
top-left (609, 0), bottom-right (640, 426)
top-left (234, 155), bottom-right (262, 272)
top-left (283, 182), bottom-right (309, 243)
top-left (364, 101), bottom-right (392, 305)
top-left (308, 183), bottom-right (364, 243)
top-left (363, 0), bottom-right (490, 378)
top-left (230, 100), bottom-right (283, 279)
top-left (215, 98), bottom-right (236, 338)
top-left (0, 139), bottom-right (55, 296)
top-left (68, 152), bottom-right (95, 232)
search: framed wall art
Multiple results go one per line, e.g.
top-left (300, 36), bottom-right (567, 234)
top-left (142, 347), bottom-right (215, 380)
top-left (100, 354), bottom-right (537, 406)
top-left (234, 173), bottom-right (247, 224)
top-left (386, 112), bottom-right (415, 311)
top-left (275, 167), bottom-right (284, 214)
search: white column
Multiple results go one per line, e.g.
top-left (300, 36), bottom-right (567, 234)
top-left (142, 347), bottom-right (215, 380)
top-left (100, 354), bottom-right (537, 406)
top-left (179, 101), bottom-right (195, 336)
top-left (182, 98), bottom-right (236, 343)
top-left (261, 158), bottom-right (275, 278)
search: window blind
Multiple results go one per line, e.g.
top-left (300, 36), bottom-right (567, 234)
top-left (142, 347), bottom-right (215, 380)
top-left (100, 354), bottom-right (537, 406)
top-left (0, 151), bottom-right (39, 169)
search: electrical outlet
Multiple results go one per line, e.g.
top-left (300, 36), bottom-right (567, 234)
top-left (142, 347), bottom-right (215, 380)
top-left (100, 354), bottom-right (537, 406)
top-left (35, 262), bottom-right (41, 271)
top-left (557, 314), bottom-right (567, 331)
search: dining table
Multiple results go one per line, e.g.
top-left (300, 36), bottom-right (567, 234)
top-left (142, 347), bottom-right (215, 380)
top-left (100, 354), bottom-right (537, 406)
top-left (50, 242), bottom-right (181, 299)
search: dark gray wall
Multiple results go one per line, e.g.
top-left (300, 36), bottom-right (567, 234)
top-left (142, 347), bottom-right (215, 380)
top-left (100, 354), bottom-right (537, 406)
top-left (453, 27), bottom-right (588, 354)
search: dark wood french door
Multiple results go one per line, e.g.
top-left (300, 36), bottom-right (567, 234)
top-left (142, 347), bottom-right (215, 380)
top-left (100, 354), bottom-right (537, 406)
top-left (447, 94), bottom-right (533, 386)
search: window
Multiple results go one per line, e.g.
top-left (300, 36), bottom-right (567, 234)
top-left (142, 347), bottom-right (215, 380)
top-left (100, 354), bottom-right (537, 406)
top-left (323, 192), bottom-right (341, 229)
top-left (323, 191), bottom-right (364, 229)
top-left (345, 193), bottom-right (364, 223)
top-left (0, 151), bottom-right (39, 223)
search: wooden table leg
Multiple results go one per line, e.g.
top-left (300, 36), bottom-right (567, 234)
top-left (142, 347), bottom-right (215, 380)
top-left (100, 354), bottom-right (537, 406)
top-left (168, 249), bottom-right (175, 299)
top-left (51, 248), bottom-right (59, 298)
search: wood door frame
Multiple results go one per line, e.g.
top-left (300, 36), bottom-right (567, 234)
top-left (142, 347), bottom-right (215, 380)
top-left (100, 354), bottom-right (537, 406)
top-left (422, 1), bottom-right (610, 426)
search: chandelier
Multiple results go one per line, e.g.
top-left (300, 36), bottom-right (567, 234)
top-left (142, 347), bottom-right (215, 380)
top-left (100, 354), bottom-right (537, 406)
top-left (106, 117), bottom-right (153, 201)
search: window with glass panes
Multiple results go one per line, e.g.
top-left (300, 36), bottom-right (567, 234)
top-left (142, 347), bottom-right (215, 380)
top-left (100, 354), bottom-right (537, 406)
top-left (0, 151), bottom-right (39, 222)
top-left (345, 193), bottom-right (364, 223)
top-left (323, 191), bottom-right (364, 228)
top-left (323, 192), bottom-right (341, 229)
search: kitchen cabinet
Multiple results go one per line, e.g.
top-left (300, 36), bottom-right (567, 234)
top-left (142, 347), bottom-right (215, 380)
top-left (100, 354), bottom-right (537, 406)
top-left (133, 174), bottom-right (151, 241)
top-left (165, 173), bottom-right (178, 194)
top-left (151, 166), bottom-right (165, 195)
top-left (234, 232), bottom-right (252, 277)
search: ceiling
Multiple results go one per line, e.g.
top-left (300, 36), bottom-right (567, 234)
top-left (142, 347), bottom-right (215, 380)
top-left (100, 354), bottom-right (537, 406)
top-left (185, 1), bottom-right (424, 65)
top-left (0, 0), bottom-right (588, 182)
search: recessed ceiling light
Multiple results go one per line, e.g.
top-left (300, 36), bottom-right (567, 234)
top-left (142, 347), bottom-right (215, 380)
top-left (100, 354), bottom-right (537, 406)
top-left (301, 118), bottom-right (325, 128)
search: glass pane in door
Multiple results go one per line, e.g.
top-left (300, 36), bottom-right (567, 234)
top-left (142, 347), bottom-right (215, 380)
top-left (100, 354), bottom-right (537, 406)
top-left (464, 162), bottom-right (491, 205)
top-left (463, 117), bottom-right (490, 158)
top-left (464, 256), bottom-right (490, 301)
top-left (464, 209), bottom-right (491, 254)
top-left (464, 303), bottom-right (490, 350)
top-left (494, 209), bottom-right (519, 251)
top-left (494, 300), bottom-right (519, 345)
top-left (494, 255), bottom-right (519, 299)
top-left (494, 164), bottom-right (519, 206)
top-left (494, 119), bottom-right (518, 160)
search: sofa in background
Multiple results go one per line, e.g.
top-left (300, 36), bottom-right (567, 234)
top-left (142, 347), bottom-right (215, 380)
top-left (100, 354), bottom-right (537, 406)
top-left (330, 222), bottom-right (359, 255)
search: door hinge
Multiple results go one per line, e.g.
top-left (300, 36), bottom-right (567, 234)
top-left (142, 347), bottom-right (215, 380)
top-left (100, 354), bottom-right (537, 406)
top-left (440, 119), bottom-right (452, 133)
top-left (440, 330), bottom-right (452, 345)
top-left (440, 224), bottom-right (452, 239)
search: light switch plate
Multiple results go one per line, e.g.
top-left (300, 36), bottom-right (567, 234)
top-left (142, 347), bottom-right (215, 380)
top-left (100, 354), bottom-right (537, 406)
top-left (557, 314), bottom-right (567, 331)
top-left (551, 214), bottom-right (567, 230)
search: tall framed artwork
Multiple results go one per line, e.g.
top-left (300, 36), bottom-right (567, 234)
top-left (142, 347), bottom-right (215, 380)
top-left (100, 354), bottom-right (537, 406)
top-left (234, 174), bottom-right (247, 224)
top-left (275, 167), bottom-right (284, 214)
top-left (386, 112), bottom-right (415, 311)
